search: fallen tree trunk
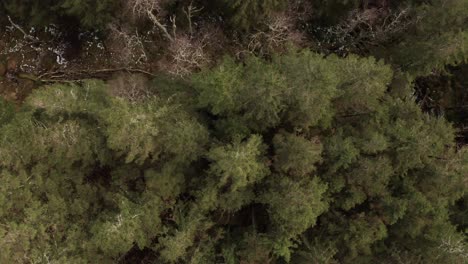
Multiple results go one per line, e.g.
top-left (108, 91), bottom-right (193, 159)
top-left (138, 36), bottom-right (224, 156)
top-left (17, 67), bottom-right (157, 84)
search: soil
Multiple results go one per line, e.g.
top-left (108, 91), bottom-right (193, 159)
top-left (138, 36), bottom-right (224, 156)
top-left (0, 21), bottom-right (158, 104)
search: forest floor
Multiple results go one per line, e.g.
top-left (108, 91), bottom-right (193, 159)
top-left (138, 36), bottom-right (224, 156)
top-left (0, 21), bottom-right (163, 104)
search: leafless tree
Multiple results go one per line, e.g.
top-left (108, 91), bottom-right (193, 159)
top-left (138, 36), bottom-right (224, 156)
top-left (124, 0), bottom-right (210, 76)
top-left (126, 0), bottom-right (175, 41)
top-left (246, 12), bottom-right (305, 56)
top-left (108, 23), bottom-right (148, 66)
top-left (107, 73), bottom-right (152, 102)
top-left (161, 34), bottom-right (210, 77)
top-left (317, 7), bottom-right (418, 54)
top-left (183, 1), bottom-right (203, 36)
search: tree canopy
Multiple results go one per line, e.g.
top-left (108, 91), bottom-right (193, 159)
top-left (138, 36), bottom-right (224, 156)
top-left (0, 0), bottom-right (467, 263)
top-left (0, 50), bottom-right (466, 263)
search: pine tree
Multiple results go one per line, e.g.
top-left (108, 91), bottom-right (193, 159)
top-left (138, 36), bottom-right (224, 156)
top-left (375, 0), bottom-right (468, 76)
top-left (193, 56), bottom-right (287, 133)
top-left (0, 51), bottom-right (466, 263)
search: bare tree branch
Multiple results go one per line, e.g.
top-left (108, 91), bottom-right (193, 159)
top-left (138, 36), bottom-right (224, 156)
top-left (7, 16), bottom-right (38, 42)
top-left (126, 0), bottom-right (175, 41)
top-left (147, 10), bottom-right (174, 41)
top-left (183, 1), bottom-right (203, 36)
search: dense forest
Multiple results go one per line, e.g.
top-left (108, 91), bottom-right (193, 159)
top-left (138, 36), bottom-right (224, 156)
top-left (0, 0), bottom-right (467, 263)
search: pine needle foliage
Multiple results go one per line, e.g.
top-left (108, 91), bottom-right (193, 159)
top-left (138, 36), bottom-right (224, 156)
top-left (0, 51), bottom-right (466, 263)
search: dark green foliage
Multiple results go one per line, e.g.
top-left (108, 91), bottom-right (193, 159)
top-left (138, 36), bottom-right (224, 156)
top-left (2, 0), bottom-right (56, 26)
top-left (310, 0), bottom-right (467, 77)
top-left (259, 175), bottom-right (328, 260)
top-left (310, 0), bottom-right (361, 26)
top-left (0, 98), bottom-right (14, 126)
top-left (382, 0), bottom-right (468, 76)
top-left (0, 0), bottom-right (467, 262)
top-left (207, 135), bottom-right (268, 193)
top-left (221, 0), bottom-right (286, 31)
top-left (0, 50), bottom-right (466, 263)
top-left (0, 80), bottom-right (208, 263)
top-left (2, 0), bottom-right (119, 28)
top-left (100, 98), bottom-right (209, 165)
top-left (194, 51), bottom-right (392, 134)
top-left (273, 132), bottom-right (322, 177)
top-left (193, 56), bottom-right (287, 132)
top-left (59, 0), bottom-right (118, 28)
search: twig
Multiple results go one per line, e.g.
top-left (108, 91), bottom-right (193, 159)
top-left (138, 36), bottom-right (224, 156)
top-left (170, 15), bottom-right (177, 39)
top-left (7, 16), bottom-right (38, 42)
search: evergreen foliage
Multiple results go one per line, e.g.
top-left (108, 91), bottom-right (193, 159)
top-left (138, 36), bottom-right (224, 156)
top-left (0, 49), bottom-right (466, 263)
top-left (0, 98), bottom-right (14, 126)
top-left (2, 0), bottom-right (119, 28)
top-left (0, 0), bottom-right (467, 262)
top-left (379, 0), bottom-right (468, 76)
top-left (220, 0), bottom-right (287, 31)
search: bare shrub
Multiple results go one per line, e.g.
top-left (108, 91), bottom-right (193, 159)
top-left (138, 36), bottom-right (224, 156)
top-left (127, 0), bottom-right (163, 15)
top-left (125, 0), bottom-right (175, 41)
top-left (439, 236), bottom-right (468, 260)
top-left (231, 0), bottom-right (314, 58)
top-left (159, 24), bottom-right (221, 77)
top-left (288, 0), bottom-right (314, 23)
top-left (107, 73), bottom-right (152, 102)
top-left (247, 12), bottom-right (306, 56)
top-left (107, 24), bottom-right (148, 66)
top-left (122, 0), bottom-right (212, 76)
top-left (166, 35), bottom-right (209, 77)
top-left (316, 7), bottom-right (417, 54)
